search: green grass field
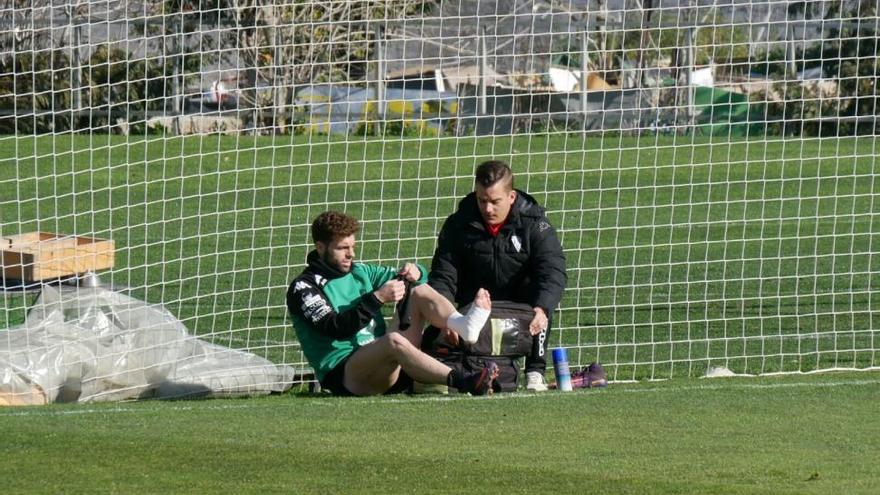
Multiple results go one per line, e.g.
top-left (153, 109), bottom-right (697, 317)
top-left (1, 134), bottom-right (879, 382)
top-left (2, 134), bottom-right (880, 493)
top-left (1, 371), bottom-right (879, 494)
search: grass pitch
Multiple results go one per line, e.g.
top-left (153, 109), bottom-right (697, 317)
top-left (2, 134), bottom-right (878, 380)
top-left (1, 371), bottom-right (879, 494)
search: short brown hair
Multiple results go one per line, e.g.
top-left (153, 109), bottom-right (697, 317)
top-left (475, 160), bottom-right (514, 191)
top-left (311, 211), bottom-right (360, 244)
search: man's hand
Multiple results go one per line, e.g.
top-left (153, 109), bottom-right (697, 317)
top-left (397, 263), bottom-right (421, 283)
top-left (374, 279), bottom-right (406, 304)
top-left (529, 307), bottom-right (548, 336)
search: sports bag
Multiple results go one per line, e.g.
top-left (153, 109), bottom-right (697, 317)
top-left (422, 301), bottom-right (536, 392)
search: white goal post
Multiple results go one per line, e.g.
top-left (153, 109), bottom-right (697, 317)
top-left (1, 1), bottom-right (879, 402)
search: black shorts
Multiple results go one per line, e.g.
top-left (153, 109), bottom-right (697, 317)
top-left (320, 356), bottom-right (414, 396)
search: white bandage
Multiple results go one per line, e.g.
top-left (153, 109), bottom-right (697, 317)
top-left (446, 305), bottom-right (491, 344)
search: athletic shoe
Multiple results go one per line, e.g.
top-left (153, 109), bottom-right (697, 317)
top-left (585, 362), bottom-right (608, 387)
top-left (525, 371), bottom-right (548, 392)
top-left (460, 361), bottom-right (499, 396)
top-left (571, 362), bottom-right (608, 389)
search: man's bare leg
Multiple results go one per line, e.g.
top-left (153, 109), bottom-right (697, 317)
top-left (342, 330), bottom-right (497, 396)
top-left (405, 285), bottom-right (492, 343)
top-left (343, 286), bottom-right (497, 396)
top-left (342, 336), bottom-right (500, 397)
top-left (343, 331), bottom-right (452, 396)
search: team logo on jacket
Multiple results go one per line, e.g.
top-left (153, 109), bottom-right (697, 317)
top-left (511, 235), bottom-right (522, 253)
top-left (302, 294), bottom-right (331, 322)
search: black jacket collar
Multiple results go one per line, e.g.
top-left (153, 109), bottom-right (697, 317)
top-left (306, 249), bottom-right (348, 280)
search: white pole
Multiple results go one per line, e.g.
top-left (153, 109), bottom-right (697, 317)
top-left (687, 24), bottom-right (696, 133)
top-left (72, 24), bottom-right (82, 113)
top-left (375, 26), bottom-right (385, 122)
top-left (581, 32), bottom-right (588, 116)
top-left (786, 23), bottom-right (797, 80)
top-left (479, 26), bottom-right (487, 115)
top-left (172, 16), bottom-right (182, 115)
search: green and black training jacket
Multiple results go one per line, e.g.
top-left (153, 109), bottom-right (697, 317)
top-left (286, 250), bottom-right (426, 383)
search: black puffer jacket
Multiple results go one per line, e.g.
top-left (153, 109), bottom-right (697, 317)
top-left (428, 190), bottom-right (567, 312)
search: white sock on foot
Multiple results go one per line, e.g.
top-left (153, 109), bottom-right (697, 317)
top-left (446, 305), bottom-right (491, 344)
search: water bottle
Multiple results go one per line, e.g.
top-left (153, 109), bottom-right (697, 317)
top-left (552, 347), bottom-right (573, 391)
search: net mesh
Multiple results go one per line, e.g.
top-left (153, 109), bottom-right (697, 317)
top-left (1, 1), bottom-right (878, 391)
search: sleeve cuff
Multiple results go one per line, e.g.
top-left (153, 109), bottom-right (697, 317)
top-left (362, 292), bottom-right (384, 313)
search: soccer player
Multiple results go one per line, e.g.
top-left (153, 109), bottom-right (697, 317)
top-left (287, 211), bottom-right (499, 396)
top-left (428, 160), bottom-right (567, 391)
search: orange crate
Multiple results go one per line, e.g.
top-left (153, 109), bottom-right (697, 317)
top-left (0, 232), bottom-right (114, 281)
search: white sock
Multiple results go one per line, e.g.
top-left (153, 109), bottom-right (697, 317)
top-left (446, 305), bottom-right (491, 344)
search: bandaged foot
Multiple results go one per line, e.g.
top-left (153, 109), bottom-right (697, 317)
top-left (446, 289), bottom-right (492, 344)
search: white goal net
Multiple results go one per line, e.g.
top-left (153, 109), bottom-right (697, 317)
top-left (1, 1), bottom-right (878, 401)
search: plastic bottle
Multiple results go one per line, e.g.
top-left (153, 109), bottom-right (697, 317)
top-left (552, 347), bottom-right (573, 391)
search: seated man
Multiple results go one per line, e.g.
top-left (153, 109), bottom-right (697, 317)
top-left (287, 211), bottom-right (499, 396)
top-left (429, 160), bottom-right (567, 391)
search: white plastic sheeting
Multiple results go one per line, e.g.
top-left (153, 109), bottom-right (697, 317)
top-left (0, 287), bottom-right (294, 406)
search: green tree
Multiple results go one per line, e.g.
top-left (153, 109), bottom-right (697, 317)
top-left (83, 45), bottom-right (166, 122)
top-left (0, 50), bottom-right (72, 134)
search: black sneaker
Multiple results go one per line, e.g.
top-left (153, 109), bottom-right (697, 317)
top-left (461, 361), bottom-right (499, 396)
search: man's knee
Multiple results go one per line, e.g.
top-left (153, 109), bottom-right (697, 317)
top-left (385, 331), bottom-right (415, 354)
top-left (410, 284), bottom-right (433, 300)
